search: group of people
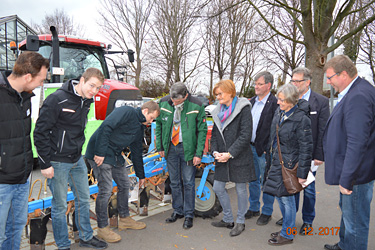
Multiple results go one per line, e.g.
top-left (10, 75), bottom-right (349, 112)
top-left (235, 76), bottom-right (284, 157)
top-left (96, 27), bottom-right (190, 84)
top-left (155, 55), bottom-right (375, 250)
top-left (0, 51), bottom-right (160, 250)
top-left (0, 51), bottom-right (374, 250)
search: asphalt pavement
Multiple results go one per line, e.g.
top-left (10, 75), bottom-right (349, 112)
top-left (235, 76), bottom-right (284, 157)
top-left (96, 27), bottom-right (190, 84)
top-left (28, 165), bottom-right (375, 250)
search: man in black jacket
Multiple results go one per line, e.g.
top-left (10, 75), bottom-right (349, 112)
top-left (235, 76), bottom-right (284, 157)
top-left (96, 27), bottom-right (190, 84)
top-left (85, 101), bottom-right (159, 244)
top-left (290, 67), bottom-right (329, 235)
top-left (0, 51), bottom-right (49, 249)
top-left (34, 68), bottom-right (107, 250)
top-left (246, 71), bottom-right (278, 225)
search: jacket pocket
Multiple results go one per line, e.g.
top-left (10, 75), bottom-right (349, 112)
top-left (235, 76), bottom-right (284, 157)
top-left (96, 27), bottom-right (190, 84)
top-left (58, 130), bottom-right (66, 153)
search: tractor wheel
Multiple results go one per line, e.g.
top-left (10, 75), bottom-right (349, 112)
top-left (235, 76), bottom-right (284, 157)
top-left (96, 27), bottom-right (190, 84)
top-left (194, 173), bottom-right (222, 218)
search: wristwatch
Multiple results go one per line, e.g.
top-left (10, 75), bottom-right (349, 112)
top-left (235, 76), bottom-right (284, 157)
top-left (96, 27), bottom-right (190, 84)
top-left (228, 152), bottom-right (234, 159)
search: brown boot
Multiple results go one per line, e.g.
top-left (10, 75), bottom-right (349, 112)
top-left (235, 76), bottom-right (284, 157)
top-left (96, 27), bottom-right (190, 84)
top-left (118, 216), bottom-right (146, 230)
top-left (97, 226), bottom-right (121, 243)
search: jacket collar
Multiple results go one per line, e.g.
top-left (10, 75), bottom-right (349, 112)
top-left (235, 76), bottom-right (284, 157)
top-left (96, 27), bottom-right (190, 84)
top-left (212, 97), bottom-right (251, 130)
top-left (0, 71), bottom-right (35, 100)
top-left (136, 107), bottom-right (146, 125)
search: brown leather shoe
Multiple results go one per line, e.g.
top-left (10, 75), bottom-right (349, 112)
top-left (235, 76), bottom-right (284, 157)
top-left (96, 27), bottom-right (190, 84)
top-left (268, 235), bottom-right (293, 245)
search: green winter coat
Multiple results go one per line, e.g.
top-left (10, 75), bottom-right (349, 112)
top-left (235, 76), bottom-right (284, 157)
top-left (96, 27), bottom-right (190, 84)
top-left (155, 94), bottom-right (207, 161)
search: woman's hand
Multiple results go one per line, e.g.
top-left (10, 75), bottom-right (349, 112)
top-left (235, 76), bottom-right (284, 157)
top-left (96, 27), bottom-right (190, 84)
top-left (215, 152), bottom-right (232, 162)
top-left (298, 178), bottom-right (306, 185)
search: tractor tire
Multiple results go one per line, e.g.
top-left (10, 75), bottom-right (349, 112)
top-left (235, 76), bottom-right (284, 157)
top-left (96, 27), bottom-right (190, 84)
top-left (194, 173), bottom-right (222, 218)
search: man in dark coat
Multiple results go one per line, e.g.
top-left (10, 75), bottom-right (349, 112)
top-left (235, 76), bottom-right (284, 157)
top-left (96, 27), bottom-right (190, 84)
top-left (85, 101), bottom-right (159, 243)
top-left (246, 71), bottom-right (278, 226)
top-left (323, 55), bottom-right (375, 250)
top-left (34, 68), bottom-right (107, 250)
top-left (0, 52), bottom-right (49, 249)
top-left (290, 67), bottom-right (329, 235)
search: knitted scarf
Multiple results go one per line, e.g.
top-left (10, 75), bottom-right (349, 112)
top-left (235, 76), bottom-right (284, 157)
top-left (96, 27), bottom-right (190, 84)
top-left (217, 96), bottom-right (237, 127)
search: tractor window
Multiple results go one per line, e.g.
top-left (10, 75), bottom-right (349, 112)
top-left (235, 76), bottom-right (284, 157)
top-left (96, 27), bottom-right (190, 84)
top-left (38, 45), bottom-right (108, 82)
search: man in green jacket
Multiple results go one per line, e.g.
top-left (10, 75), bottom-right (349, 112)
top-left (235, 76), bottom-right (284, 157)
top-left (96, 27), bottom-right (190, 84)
top-left (155, 82), bottom-right (207, 229)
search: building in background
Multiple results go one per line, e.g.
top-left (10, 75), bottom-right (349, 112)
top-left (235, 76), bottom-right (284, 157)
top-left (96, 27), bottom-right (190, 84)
top-left (0, 15), bottom-right (36, 72)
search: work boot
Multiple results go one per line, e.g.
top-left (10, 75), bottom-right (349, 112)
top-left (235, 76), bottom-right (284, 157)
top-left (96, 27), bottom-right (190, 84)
top-left (97, 226), bottom-right (121, 243)
top-left (118, 216), bottom-right (146, 230)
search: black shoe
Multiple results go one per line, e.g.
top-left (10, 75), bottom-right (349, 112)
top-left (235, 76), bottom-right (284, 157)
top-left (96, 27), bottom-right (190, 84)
top-left (244, 210), bottom-right (260, 219)
top-left (299, 223), bottom-right (313, 235)
top-left (183, 217), bottom-right (193, 229)
top-left (229, 223), bottom-right (245, 237)
top-left (79, 236), bottom-right (108, 249)
top-left (270, 231), bottom-right (280, 238)
top-left (211, 220), bottom-right (234, 229)
top-left (256, 214), bottom-right (271, 225)
top-left (165, 213), bottom-right (184, 223)
top-left (324, 243), bottom-right (342, 250)
top-left (275, 217), bottom-right (283, 226)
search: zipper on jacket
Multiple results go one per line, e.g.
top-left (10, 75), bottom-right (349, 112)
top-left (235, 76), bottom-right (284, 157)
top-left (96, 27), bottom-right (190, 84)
top-left (60, 130), bottom-right (66, 153)
top-left (185, 116), bottom-right (189, 129)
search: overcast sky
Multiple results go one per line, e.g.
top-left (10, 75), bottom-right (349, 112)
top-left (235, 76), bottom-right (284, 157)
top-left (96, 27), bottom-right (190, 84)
top-left (1, 0), bottom-right (105, 41)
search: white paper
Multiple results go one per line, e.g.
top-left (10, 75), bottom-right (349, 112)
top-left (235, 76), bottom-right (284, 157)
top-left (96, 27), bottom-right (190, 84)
top-left (302, 171), bottom-right (315, 188)
top-left (310, 160), bottom-right (319, 172)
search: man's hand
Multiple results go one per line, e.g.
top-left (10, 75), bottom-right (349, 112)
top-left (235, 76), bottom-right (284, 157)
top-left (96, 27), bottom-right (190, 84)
top-left (314, 159), bottom-right (324, 166)
top-left (193, 156), bottom-right (202, 166)
top-left (41, 167), bottom-right (54, 179)
top-left (158, 151), bottom-right (165, 158)
top-left (94, 155), bottom-right (105, 166)
top-left (339, 185), bottom-right (353, 195)
top-left (139, 179), bottom-right (145, 188)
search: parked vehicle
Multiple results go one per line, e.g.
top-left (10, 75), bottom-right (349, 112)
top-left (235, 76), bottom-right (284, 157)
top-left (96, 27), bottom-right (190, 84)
top-left (18, 26), bottom-right (142, 157)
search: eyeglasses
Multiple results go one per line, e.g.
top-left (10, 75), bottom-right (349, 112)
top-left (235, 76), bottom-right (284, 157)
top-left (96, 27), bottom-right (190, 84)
top-left (290, 79), bottom-right (306, 84)
top-left (277, 97), bottom-right (286, 103)
top-left (254, 82), bottom-right (267, 87)
top-left (327, 72), bottom-right (340, 80)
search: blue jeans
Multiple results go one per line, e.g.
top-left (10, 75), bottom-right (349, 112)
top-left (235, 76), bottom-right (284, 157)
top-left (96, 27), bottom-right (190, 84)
top-left (338, 181), bottom-right (374, 250)
top-left (213, 181), bottom-right (248, 224)
top-left (166, 143), bottom-right (196, 218)
top-left (248, 146), bottom-right (275, 215)
top-left (294, 171), bottom-right (316, 224)
top-left (0, 181), bottom-right (29, 250)
top-left (88, 159), bottom-right (130, 228)
top-left (48, 157), bottom-right (93, 249)
top-left (276, 195), bottom-right (296, 240)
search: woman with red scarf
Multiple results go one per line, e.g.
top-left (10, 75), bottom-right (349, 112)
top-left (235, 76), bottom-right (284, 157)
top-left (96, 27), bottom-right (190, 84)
top-left (210, 79), bottom-right (256, 237)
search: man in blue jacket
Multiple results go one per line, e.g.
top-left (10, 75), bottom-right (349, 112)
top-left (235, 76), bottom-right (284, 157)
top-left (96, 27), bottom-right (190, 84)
top-left (85, 101), bottom-right (160, 243)
top-left (323, 55), bottom-right (375, 250)
top-left (34, 68), bottom-right (107, 250)
top-left (0, 51), bottom-right (49, 250)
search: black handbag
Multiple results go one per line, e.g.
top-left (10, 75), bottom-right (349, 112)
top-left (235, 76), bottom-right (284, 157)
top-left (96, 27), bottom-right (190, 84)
top-left (276, 124), bottom-right (303, 194)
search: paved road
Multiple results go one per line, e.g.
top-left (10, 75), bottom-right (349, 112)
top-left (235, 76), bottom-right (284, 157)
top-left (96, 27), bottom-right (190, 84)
top-left (27, 166), bottom-right (375, 250)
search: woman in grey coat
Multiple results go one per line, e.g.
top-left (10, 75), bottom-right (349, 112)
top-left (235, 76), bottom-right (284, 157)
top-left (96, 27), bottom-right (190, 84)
top-left (210, 79), bottom-right (256, 237)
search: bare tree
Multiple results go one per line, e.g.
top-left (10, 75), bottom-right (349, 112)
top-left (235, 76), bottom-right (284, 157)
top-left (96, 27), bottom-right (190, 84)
top-left (247, 0), bottom-right (375, 94)
top-left (359, 25), bottom-right (375, 83)
top-left (261, 0), bottom-right (305, 83)
top-left (32, 8), bottom-right (85, 36)
top-left (358, 2), bottom-right (375, 83)
top-left (98, 0), bottom-right (153, 88)
top-left (203, 0), bottom-right (261, 97)
top-left (149, 0), bottom-right (202, 88)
